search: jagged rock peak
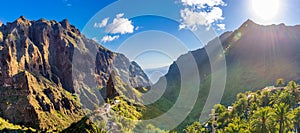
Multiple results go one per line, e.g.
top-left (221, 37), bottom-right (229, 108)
top-left (60, 19), bottom-right (70, 29)
top-left (240, 19), bottom-right (257, 29)
top-left (244, 19), bottom-right (255, 24)
top-left (18, 15), bottom-right (26, 21)
top-left (15, 15), bottom-right (30, 24)
top-left (37, 18), bottom-right (49, 23)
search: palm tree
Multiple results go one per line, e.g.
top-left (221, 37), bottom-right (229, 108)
top-left (251, 107), bottom-right (274, 133)
top-left (270, 90), bottom-right (281, 105)
top-left (276, 78), bottom-right (285, 87)
top-left (260, 90), bottom-right (271, 107)
top-left (287, 80), bottom-right (299, 104)
top-left (183, 122), bottom-right (205, 133)
top-left (287, 80), bottom-right (298, 92)
top-left (233, 97), bottom-right (248, 117)
top-left (271, 90), bottom-right (294, 107)
top-left (273, 103), bottom-right (293, 133)
top-left (293, 107), bottom-right (300, 133)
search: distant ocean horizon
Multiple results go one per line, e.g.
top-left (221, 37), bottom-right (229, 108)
top-left (143, 65), bottom-right (170, 84)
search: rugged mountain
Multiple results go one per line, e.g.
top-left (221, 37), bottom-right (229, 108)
top-left (0, 16), bottom-right (149, 131)
top-left (147, 20), bottom-right (300, 128)
top-left (219, 19), bottom-right (300, 101)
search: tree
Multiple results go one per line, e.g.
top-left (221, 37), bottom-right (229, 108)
top-left (217, 111), bottom-right (232, 128)
top-left (287, 80), bottom-right (299, 103)
top-left (233, 93), bottom-right (248, 117)
top-left (251, 107), bottom-right (274, 133)
top-left (273, 103), bottom-right (293, 133)
top-left (277, 90), bottom-right (294, 107)
top-left (224, 123), bottom-right (239, 133)
top-left (145, 124), bottom-right (167, 133)
top-left (271, 90), bottom-right (294, 107)
top-left (260, 90), bottom-right (271, 107)
top-left (293, 107), bottom-right (300, 133)
top-left (183, 122), bottom-right (206, 133)
top-left (276, 78), bottom-right (285, 87)
top-left (213, 104), bottom-right (226, 114)
top-left (248, 93), bottom-right (259, 114)
top-left (287, 80), bottom-right (297, 92)
top-left (223, 118), bottom-right (251, 133)
top-left (270, 90), bottom-right (281, 105)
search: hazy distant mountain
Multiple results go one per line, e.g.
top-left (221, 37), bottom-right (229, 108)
top-left (143, 66), bottom-right (170, 83)
top-left (146, 19), bottom-right (300, 128)
top-left (0, 16), bottom-right (149, 131)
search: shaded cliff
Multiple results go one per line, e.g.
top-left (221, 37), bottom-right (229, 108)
top-left (146, 20), bottom-right (300, 129)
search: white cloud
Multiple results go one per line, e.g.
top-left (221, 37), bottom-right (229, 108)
top-left (179, 0), bottom-right (226, 31)
top-left (181, 0), bottom-right (225, 7)
top-left (95, 13), bottom-right (136, 43)
top-left (92, 37), bottom-right (98, 42)
top-left (105, 13), bottom-right (134, 34)
top-left (203, 7), bottom-right (224, 24)
top-left (101, 35), bottom-right (120, 43)
top-left (179, 7), bottom-right (224, 30)
top-left (179, 8), bottom-right (207, 30)
top-left (217, 24), bottom-right (225, 30)
top-left (116, 13), bottom-right (124, 18)
top-left (94, 17), bottom-right (109, 28)
top-left (135, 26), bottom-right (140, 31)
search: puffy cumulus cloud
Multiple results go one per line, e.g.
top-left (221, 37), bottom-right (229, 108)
top-left (105, 13), bottom-right (135, 34)
top-left (95, 13), bottom-right (137, 43)
top-left (204, 7), bottom-right (224, 24)
top-left (180, 7), bottom-right (224, 30)
top-left (181, 0), bottom-right (225, 7)
top-left (94, 17), bottom-right (109, 28)
top-left (116, 13), bottom-right (125, 18)
top-left (217, 24), bottom-right (225, 30)
top-left (179, 0), bottom-right (226, 31)
top-left (101, 35), bottom-right (120, 43)
top-left (179, 8), bottom-right (207, 30)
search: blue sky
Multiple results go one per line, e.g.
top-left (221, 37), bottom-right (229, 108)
top-left (1, 0), bottom-right (299, 33)
top-left (1, 0), bottom-right (300, 73)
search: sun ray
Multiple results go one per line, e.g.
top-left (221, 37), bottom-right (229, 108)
top-left (252, 0), bottom-right (280, 22)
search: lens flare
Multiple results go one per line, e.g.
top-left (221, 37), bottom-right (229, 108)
top-left (252, 0), bottom-right (280, 21)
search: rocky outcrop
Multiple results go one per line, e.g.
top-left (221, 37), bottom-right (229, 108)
top-left (0, 16), bottom-right (150, 131)
top-left (0, 71), bottom-right (83, 131)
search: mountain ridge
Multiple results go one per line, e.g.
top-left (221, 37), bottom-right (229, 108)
top-left (0, 16), bottom-right (150, 131)
top-left (146, 19), bottom-right (300, 129)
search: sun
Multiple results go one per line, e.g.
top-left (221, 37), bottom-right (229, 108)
top-left (252, 0), bottom-right (280, 21)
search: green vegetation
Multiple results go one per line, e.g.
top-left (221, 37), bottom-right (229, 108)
top-left (182, 79), bottom-right (300, 133)
top-left (0, 117), bottom-right (36, 132)
top-left (276, 78), bottom-right (285, 87)
top-left (183, 122), bottom-right (208, 133)
top-left (62, 117), bottom-right (106, 133)
top-left (144, 124), bottom-right (168, 133)
top-left (111, 96), bottom-right (143, 120)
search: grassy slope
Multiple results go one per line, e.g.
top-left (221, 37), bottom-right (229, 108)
top-left (0, 117), bottom-right (36, 132)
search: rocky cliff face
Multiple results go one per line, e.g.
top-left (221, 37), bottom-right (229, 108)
top-left (0, 71), bottom-right (83, 131)
top-left (0, 16), bottom-right (150, 131)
